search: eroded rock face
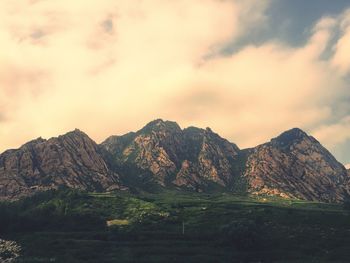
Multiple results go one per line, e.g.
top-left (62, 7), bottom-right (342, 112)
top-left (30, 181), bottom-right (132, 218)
top-left (1, 120), bottom-right (349, 202)
top-left (101, 122), bottom-right (350, 201)
top-left (244, 128), bottom-right (348, 202)
top-left (101, 119), bottom-right (242, 190)
top-left (175, 127), bottom-right (242, 190)
top-left (0, 130), bottom-right (120, 200)
top-left (102, 120), bottom-right (183, 186)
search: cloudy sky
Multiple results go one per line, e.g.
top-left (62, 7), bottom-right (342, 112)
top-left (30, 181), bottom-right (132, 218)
top-left (1, 0), bottom-right (350, 165)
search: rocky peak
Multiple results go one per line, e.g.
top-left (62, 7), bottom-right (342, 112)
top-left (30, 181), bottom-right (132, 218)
top-left (57, 129), bottom-right (91, 142)
top-left (270, 128), bottom-right (312, 149)
top-left (244, 128), bottom-right (348, 202)
top-left (277, 127), bottom-right (308, 139)
top-left (21, 137), bottom-right (46, 149)
top-left (0, 130), bottom-right (120, 200)
top-left (101, 120), bottom-right (242, 190)
top-left (63, 128), bottom-right (85, 135)
top-left (205, 127), bottom-right (213, 133)
top-left (139, 119), bottom-right (182, 134)
top-left (1, 121), bottom-right (349, 203)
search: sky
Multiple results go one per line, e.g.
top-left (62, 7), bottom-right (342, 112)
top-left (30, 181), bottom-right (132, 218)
top-left (1, 0), bottom-right (350, 165)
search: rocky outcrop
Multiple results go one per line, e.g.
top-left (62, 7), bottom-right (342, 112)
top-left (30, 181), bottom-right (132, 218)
top-left (174, 127), bottom-right (243, 190)
top-left (101, 119), bottom-right (243, 190)
top-left (243, 128), bottom-right (348, 202)
top-left (102, 120), bottom-right (183, 186)
top-left (1, 120), bottom-right (349, 202)
top-left (0, 129), bottom-right (120, 200)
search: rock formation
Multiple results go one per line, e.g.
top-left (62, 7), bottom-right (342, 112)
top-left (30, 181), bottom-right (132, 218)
top-left (1, 120), bottom-right (349, 202)
top-left (101, 119), bottom-right (243, 191)
top-left (0, 129), bottom-right (120, 200)
top-left (244, 128), bottom-right (348, 202)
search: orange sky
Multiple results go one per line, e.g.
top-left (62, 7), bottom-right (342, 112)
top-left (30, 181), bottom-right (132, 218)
top-left (1, 0), bottom-right (350, 163)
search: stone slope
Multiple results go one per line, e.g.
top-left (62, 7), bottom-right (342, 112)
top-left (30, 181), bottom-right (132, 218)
top-left (244, 128), bottom-right (348, 202)
top-left (1, 120), bottom-right (349, 203)
top-left (174, 127), bottom-right (244, 190)
top-left (101, 119), bottom-right (243, 191)
top-left (0, 130), bottom-right (120, 200)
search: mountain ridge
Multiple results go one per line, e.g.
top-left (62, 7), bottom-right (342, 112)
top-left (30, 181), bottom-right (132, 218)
top-left (0, 129), bottom-right (121, 200)
top-left (0, 119), bottom-right (348, 202)
top-left (244, 128), bottom-right (348, 202)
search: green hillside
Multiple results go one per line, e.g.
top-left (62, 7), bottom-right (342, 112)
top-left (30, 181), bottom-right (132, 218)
top-left (1, 189), bottom-right (350, 262)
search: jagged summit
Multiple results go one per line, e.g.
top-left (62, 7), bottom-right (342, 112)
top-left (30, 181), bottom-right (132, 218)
top-left (58, 128), bottom-right (90, 139)
top-left (270, 128), bottom-right (311, 148)
top-left (0, 120), bottom-right (349, 202)
top-left (139, 119), bottom-right (182, 134)
top-left (21, 137), bottom-right (47, 148)
top-left (245, 127), bottom-right (348, 202)
top-left (101, 119), bottom-right (242, 189)
top-left (0, 129), bottom-right (120, 200)
top-left (17, 129), bottom-right (89, 151)
top-left (276, 127), bottom-right (308, 139)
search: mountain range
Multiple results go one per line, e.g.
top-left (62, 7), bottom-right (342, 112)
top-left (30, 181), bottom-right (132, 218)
top-left (1, 119), bottom-right (349, 202)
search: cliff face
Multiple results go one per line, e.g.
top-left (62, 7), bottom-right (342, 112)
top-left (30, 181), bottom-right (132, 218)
top-left (174, 127), bottom-right (243, 191)
top-left (243, 128), bottom-right (348, 202)
top-left (1, 120), bottom-right (349, 202)
top-left (101, 119), bottom-right (243, 191)
top-left (0, 130), bottom-right (120, 200)
top-left (101, 120), bottom-right (183, 187)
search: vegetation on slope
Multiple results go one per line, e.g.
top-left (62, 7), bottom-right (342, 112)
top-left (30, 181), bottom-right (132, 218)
top-left (1, 189), bottom-right (350, 262)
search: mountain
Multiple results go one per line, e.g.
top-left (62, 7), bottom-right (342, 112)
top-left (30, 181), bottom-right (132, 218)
top-left (244, 128), bottom-right (348, 202)
top-left (0, 129), bottom-right (120, 200)
top-left (0, 119), bottom-right (349, 202)
top-left (101, 119), bottom-right (244, 192)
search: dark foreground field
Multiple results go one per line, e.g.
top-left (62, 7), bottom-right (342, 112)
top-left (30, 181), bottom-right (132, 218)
top-left (1, 189), bottom-right (350, 262)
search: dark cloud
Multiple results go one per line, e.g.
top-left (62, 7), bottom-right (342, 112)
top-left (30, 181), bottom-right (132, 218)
top-left (222, 0), bottom-right (350, 56)
top-left (101, 18), bottom-right (114, 34)
top-left (268, 0), bottom-right (350, 44)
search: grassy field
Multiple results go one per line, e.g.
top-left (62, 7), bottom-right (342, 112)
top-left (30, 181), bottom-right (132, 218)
top-left (1, 189), bottom-right (350, 262)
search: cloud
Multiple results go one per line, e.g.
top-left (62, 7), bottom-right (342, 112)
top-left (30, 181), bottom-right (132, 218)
top-left (0, 0), bottom-right (270, 151)
top-left (331, 10), bottom-right (350, 75)
top-left (162, 15), bottom-right (346, 147)
top-left (0, 0), bottom-right (349, 163)
top-left (312, 116), bottom-right (350, 149)
top-left (0, 113), bottom-right (6, 122)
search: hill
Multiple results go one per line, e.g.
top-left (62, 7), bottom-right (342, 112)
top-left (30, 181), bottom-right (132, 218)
top-left (2, 189), bottom-right (350, 262)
